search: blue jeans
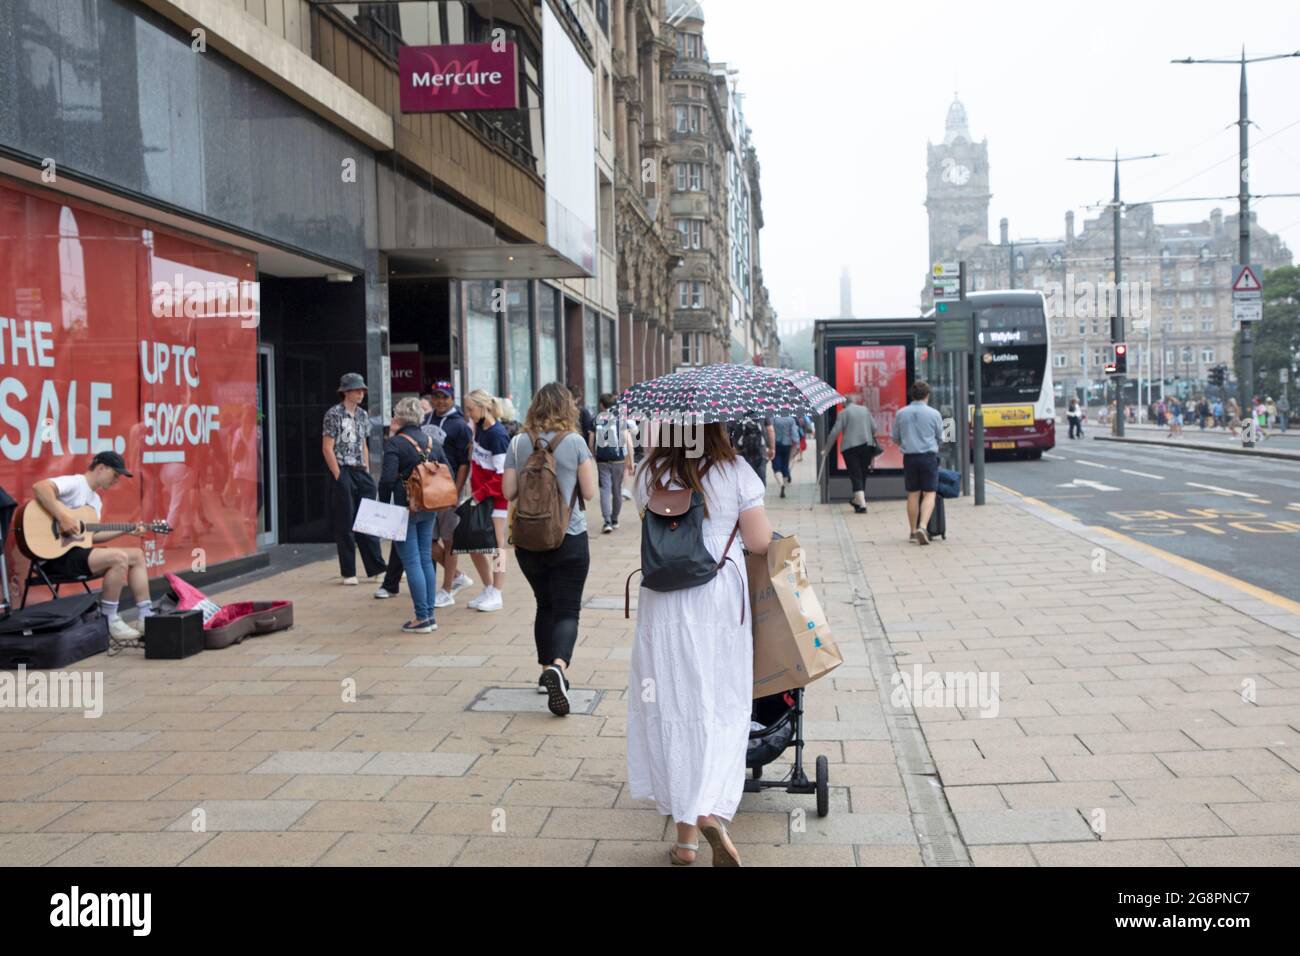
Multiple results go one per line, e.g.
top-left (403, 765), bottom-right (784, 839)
top-left (395, 511), bottom-right (437, 622)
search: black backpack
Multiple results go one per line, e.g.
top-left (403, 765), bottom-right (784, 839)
top-left (624, 486), bottom-right (743, 623)
top-left (593, 413), bottom-right (625, 463)
top-left (730, 419), bottom-right (764, 460)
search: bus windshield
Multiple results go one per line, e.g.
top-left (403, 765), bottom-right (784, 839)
top-left (977, 306), bottom-right (1047, 405)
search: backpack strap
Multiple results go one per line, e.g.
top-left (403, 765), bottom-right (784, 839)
top-left (720, 520), bottom-right (744, 626)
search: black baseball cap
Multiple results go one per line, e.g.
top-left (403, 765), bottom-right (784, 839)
top-left (92, 450), bottom-right (133, 478)
top-left (430, 380), bottom-right (454, 396)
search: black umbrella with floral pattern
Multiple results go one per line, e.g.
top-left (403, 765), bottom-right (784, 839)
top-left (614, 363), bottom-right (842, 424)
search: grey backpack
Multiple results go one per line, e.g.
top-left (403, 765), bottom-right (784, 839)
top-left (624, 486), bottom-right (742, 623)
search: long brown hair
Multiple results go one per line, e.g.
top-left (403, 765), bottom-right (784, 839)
top-left (524, 382), bottom-right (579, 435)
top-left (640, 421), bottom-right (735, 513)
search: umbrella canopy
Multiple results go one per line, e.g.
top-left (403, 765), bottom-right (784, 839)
top-left (615, 363), bottom-right (842, 424)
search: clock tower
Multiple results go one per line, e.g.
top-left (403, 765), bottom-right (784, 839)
top-left (925, 95), bottom-right (991, 270)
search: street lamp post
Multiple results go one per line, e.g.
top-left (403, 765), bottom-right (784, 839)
top-left (1066, 151), bottom-right (1162, 437)
top-left (1172, 48), bottom-right (1300, 410)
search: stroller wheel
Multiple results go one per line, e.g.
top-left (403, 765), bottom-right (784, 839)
top-left (752, 764), bottom-right (762, 781)
top-left (815, 755), bottom-right (829, 817)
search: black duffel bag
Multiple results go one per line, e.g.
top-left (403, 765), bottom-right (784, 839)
top-left (452, 497), bottom-right (498, 554)
top-left (0, 594), bottom-right (108, 669)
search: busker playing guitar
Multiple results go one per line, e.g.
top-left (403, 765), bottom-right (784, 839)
top-left (30, 451), bottom-right (156, 641)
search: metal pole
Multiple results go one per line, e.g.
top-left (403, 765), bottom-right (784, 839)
top-left (1112, 152), bottom-right (1126, 436)
top-left (1238, 50), bottom-right (1253, 412)
top-left (956, 351), bottom-right (970, 496)
top-left (970, 262), bottom-right (985, 505)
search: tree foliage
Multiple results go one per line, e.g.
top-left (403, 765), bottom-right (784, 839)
top-left (1234, 265), bottom-right (1299, 403)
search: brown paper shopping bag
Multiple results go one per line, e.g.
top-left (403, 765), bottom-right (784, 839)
top-left (749, 535), bottom-right (843, 698)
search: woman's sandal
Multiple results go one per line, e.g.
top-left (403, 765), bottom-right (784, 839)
top-left (668, 842), bottom-right (698, 866)
top-left (698, 818), bottom-right (742, 867)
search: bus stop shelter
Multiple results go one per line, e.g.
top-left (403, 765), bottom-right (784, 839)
top-left (814, 317), bottom-right (962, 503)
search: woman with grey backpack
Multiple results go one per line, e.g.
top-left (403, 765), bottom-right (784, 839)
top-left (503, 383), bottom-right (599, 716)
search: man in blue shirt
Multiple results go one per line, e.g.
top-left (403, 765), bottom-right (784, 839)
top-left (891, 380), bottom-right (945, 545)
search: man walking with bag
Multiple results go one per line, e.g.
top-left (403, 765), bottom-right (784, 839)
top-left (892, 380), bottom-right (944, 545)
top-left (322, 372), bottom-right (386, 584)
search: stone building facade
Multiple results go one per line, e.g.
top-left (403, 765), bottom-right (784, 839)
top-left (924, 97), bottom-right (1294, 397)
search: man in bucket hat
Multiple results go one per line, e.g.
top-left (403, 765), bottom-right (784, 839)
top-left (322, 372), bottom-right (386, 584)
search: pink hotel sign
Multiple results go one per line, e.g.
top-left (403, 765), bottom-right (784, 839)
top-left (398, 43), bottom-right (520, 113)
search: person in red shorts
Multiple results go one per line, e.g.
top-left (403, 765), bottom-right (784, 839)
top-left (465, 389), bottom-right (510, 612)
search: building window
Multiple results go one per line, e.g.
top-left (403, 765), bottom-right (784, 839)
top-left (1077, 320), bottom-right (1086, 336)
top-left (1053, 353), bottom-right (1067, 368)
top-left (679, 332), bottom-right (704, 366)
top-left (1053, 320), bottom-right (1065, 336)
top-left (678, 280), bottom-right (703, 309)
top-left (677, 32), bottom-right (703, 58)
top-left (675, 162), bottom-right (704, 191)
top-left (505, 281), bottom-right (533, 407)
top-left (1200, 270), bottom-right (1212, 286)
top-left (600, 315), bottom-right (614, 395)
top-left (1181, 315), bottom-right (1194, 332)
top-left (1162, 274), bottom-right (1173, 288)
top-left (1179, 268), bottom-right (1195, 284)
top-left (1180, 293), bottom-right (1195, 309)
top-left (465, 280), bottom-right (500, 397)
top-left (538, 284), bottom-right (559, 384)
top-left (583, 308), bottom-right (598, 405)
top-left (1165, 349), bottom-right (1176, 365)
top-left (673, 105), bottom-right (703, 133)
top-left (674, 219), bottom-right (703, 250)
top-left (1201, 347), bottom-right (1215, 364)
top-left (1015, 253), bottom-right (1025, 271)
top-left (1199, 291), bottom-right (1213, 306)
top-left (1201, 314), bottom-right (1215, 332)
top-left (1161, 317), bottom-right (1174, 333)
top-left (1181, 346), bottom-right (1193, 364)
top-left (1200, 246), bottom-right (1210, 260)
top-left (1160, 293), bottom-right (1174, 308)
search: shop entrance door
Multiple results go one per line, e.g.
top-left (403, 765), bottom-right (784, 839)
top-left (257, 344), bottom-right (279, 546)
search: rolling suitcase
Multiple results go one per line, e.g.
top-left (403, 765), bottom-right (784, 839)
top-left (926, 494), bottom-right (946, 541)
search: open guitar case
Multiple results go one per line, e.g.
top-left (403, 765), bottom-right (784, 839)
top-left (156, 573), bottom-right (293, 650)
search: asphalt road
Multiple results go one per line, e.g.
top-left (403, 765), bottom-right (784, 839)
top-left (984, 437), bottom-right (1300, 602)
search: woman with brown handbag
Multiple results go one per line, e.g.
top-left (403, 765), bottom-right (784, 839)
top-left (378, 397), bottom-right (452, 633)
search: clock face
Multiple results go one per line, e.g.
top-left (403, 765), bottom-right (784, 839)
top-left (941, 157), bottom-right (972, 186)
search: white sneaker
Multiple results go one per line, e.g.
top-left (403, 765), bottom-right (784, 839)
top-left (621, 488), bottom-right (633, 500)
top-left (131, 617), bottom-right (149, 636)
top-left (450, 572), bottom-right (473, 594)
top-left (434, 589), bottom-right (455, 608)
top-left (341, 576), bottom-right (359, 586)
top-left (475, 589), bottom-right (503, 612)
top-left (601, 523), bottom-right (613, 534)
top-left (374, 587), bottom-right (394, 599)
top-left (108, 616), bottom-right (139, 641)
top-left (467, 590), bottom-right (490, 610)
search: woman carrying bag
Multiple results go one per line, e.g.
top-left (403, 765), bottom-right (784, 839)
top-left (824, 394), bottom-right (879, 514)
top-left (378, 397), bottom-right (452, 634)
top-left (462, 389), bottom-right (511, 612)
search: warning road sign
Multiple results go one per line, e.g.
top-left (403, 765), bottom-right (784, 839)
top-left (1232, 264), bottom-right (1262, 298)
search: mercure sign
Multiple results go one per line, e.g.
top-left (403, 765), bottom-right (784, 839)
top-left (399, 43), bottom-right (519, 113)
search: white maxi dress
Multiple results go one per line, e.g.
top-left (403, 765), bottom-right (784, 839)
top-left (626, 459), bottom-right (765, 824)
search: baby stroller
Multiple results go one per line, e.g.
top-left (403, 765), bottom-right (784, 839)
top-left (745, 686), bottom-right (830, 817)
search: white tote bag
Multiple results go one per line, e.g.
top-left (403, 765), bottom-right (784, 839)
top-left (352, 497), bottom-right (409, 542)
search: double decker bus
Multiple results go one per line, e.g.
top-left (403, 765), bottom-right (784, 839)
top-left (928, 290), bottom-right (1055, 458)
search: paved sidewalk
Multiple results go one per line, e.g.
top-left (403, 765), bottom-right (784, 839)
top-left (3, 448), bottom-right (1298, 867)
top-left (854, 483), bottom-right (1300, 866)
top-left (0, 452), bottom-right (915, 867)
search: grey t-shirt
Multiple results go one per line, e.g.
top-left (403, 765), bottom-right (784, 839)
top-left (504, 430), bottom-right (592, 536)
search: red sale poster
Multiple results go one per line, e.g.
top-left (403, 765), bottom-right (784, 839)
top-left (0, 179), bottom-right (258, 602)
top-left (833, 345), bottom-right (907, 471)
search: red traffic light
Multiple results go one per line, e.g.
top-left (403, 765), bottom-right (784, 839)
top-left (1115, 343), bottom-right (1127, 356)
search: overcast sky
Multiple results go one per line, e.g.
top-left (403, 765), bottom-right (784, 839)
top-left (698, 0), bottom-right (1300, 321)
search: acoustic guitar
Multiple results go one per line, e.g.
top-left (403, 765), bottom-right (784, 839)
top-left (13, 500), bottom-right (172, 561)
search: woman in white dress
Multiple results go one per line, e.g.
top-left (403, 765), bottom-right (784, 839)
top-left (627, 422), bottom-right (772, 866)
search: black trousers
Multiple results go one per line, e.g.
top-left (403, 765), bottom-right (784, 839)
top-left (514, 532), bottom-right (591, 667)
top-left (331, 465), bottom-right (386, 578)
top-left (842, 443), bottom-right (874, 494)
top-left (380, 539), bottom-right (404, 594)
top-left (1068, 418), bottom-right (1082, 439)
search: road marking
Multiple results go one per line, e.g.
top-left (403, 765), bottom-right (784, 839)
top-left (1247, 497), bottom-right (1271, 505)
top-left (1185, 481), bottom-right (1255, 498)
top-left (1057, 478), bottom-right (1121, 491)
top-left (1120, 469), bottom-right (1165, 480)
top-left (1042, 452), bottom-right (1067, 460)
top-left (1075, 460), bottom-right (1112, 470)
top-left (1288, 503), bottom-right (1300, 513)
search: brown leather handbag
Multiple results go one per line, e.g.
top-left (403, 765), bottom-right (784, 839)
top-left (400, 434), bottom-right (457, 512)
